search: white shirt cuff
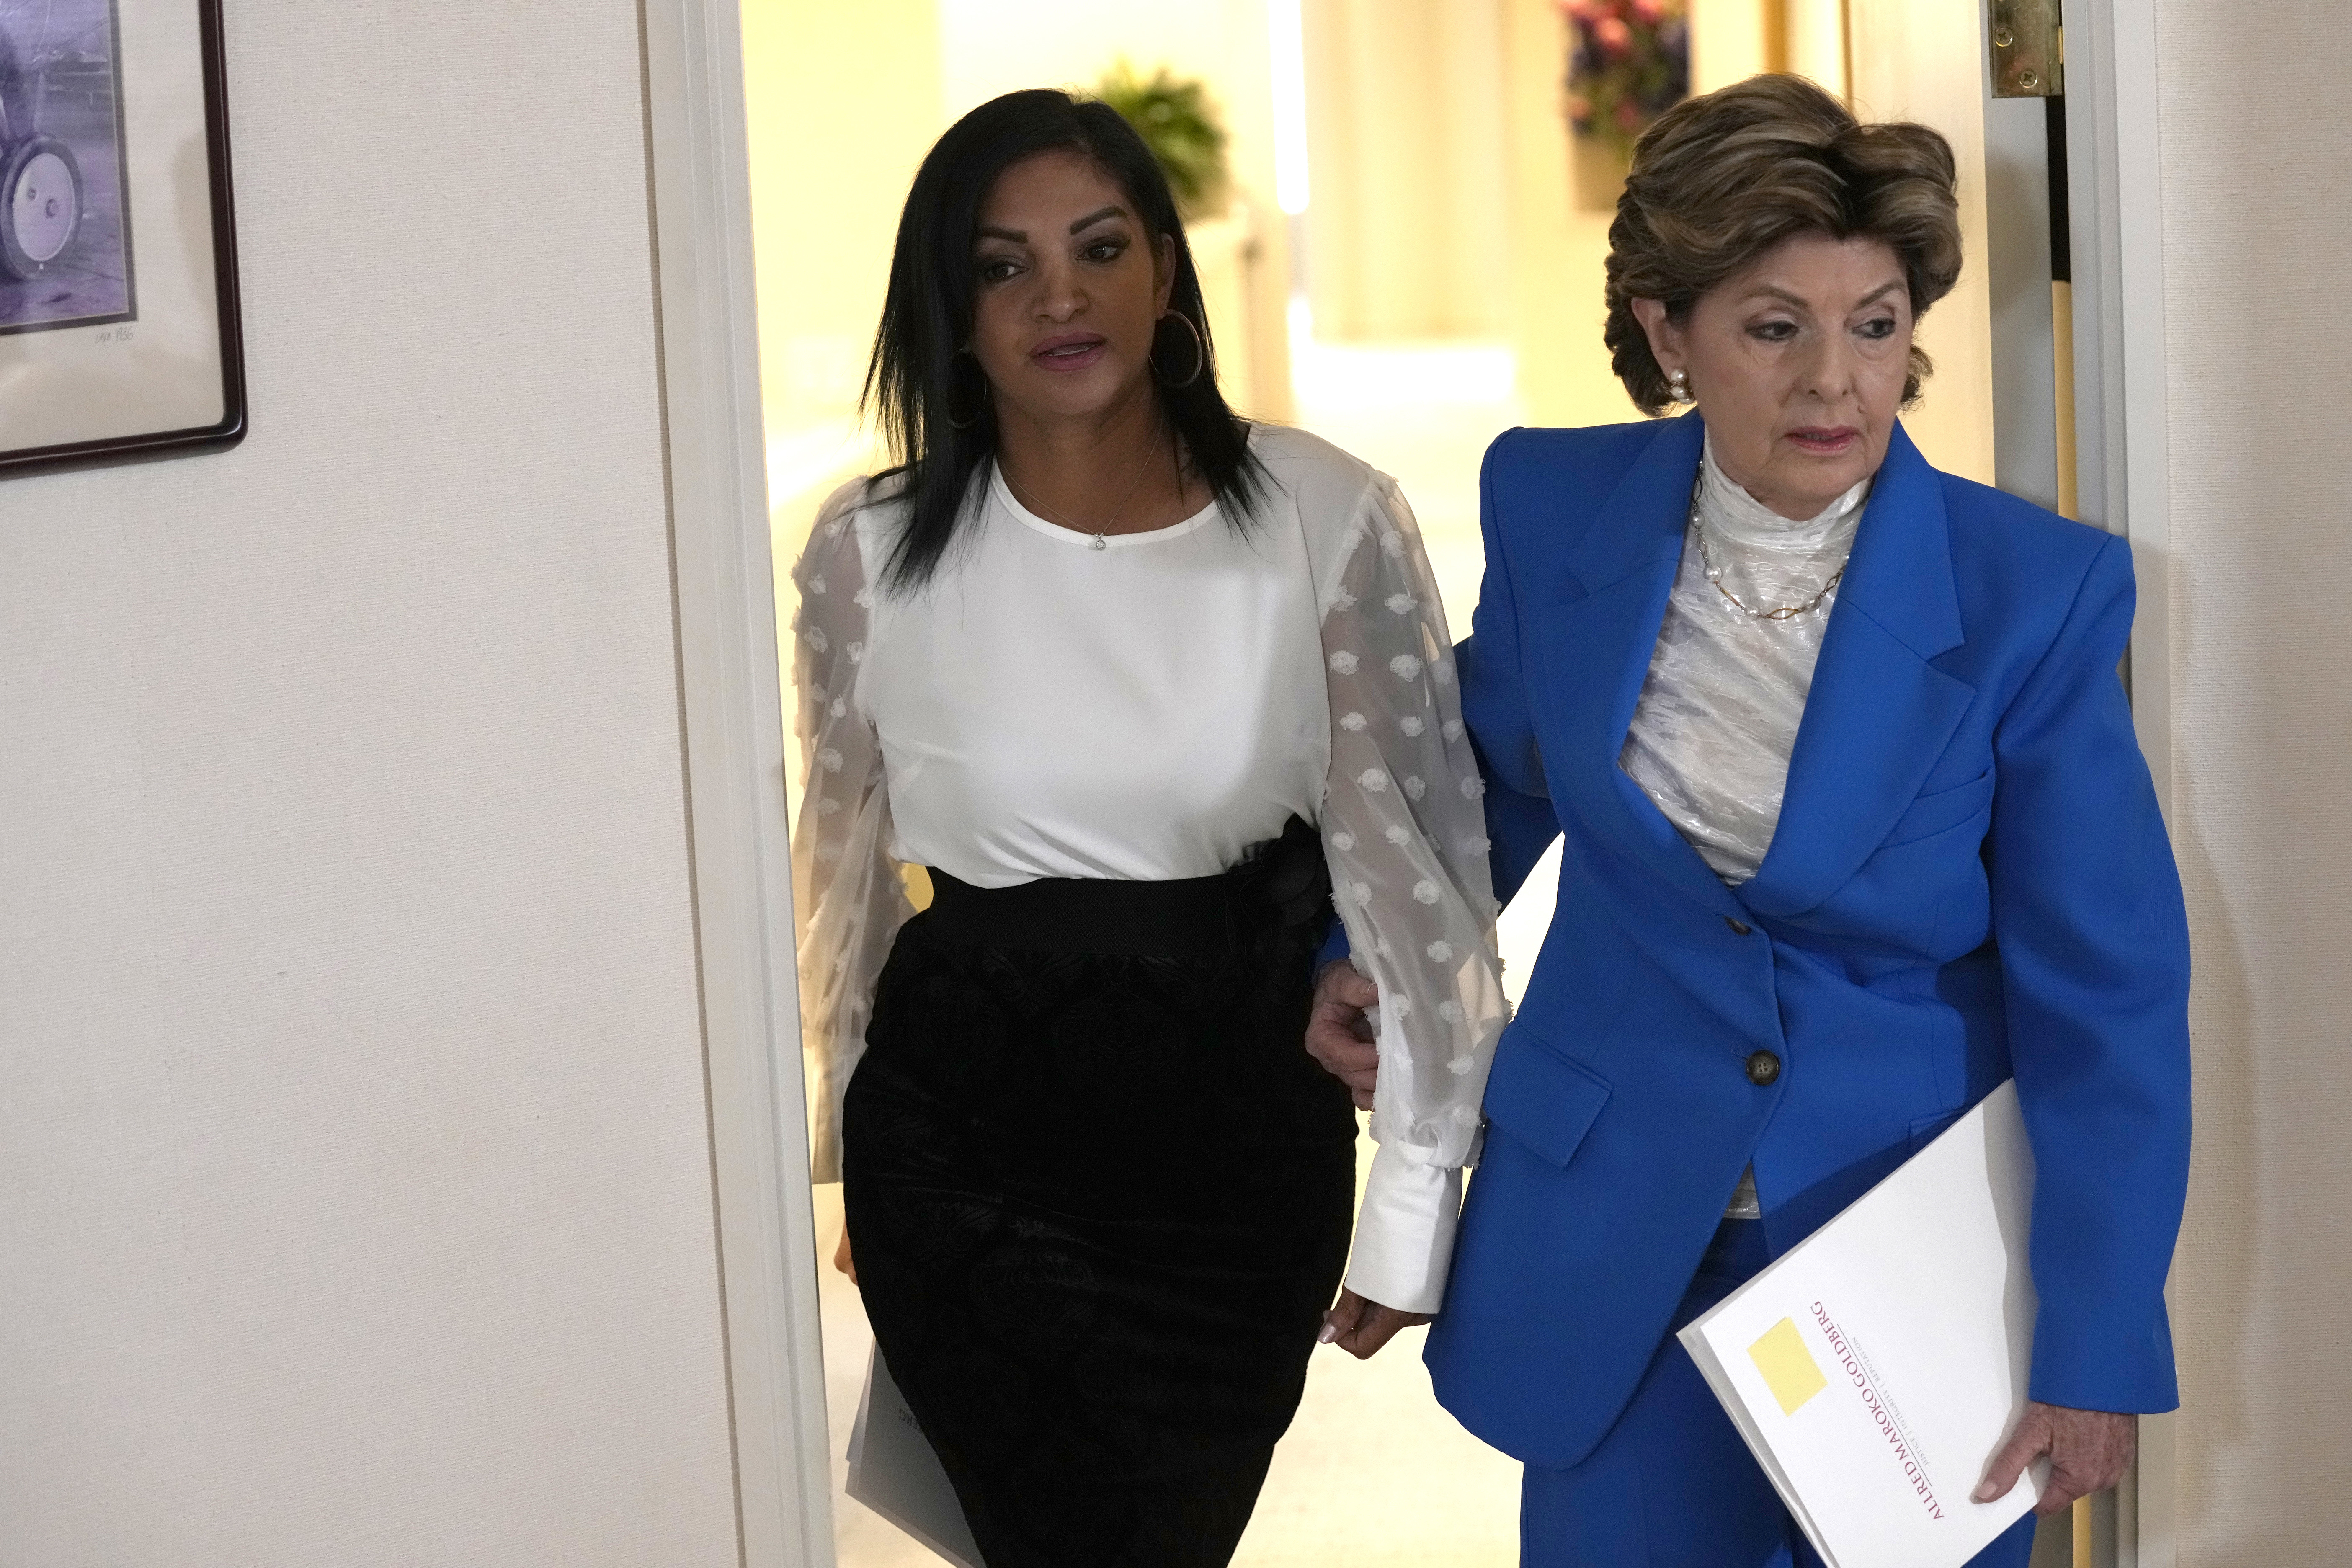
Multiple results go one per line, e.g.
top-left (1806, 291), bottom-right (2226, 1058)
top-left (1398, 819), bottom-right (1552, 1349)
top-left (1343, 1142), bottom-right (1463, 1315)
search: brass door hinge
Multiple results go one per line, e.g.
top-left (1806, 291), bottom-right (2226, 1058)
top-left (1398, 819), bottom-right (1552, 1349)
top-left (1991, 0), bottom-right (2063, 97)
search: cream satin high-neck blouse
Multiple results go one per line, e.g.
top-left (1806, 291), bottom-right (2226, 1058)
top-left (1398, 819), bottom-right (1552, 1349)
top-left (1620, 437), bottom-right (1873, 886)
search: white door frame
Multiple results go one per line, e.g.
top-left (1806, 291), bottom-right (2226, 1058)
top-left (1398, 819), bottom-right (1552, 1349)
top-left (2063, 4), bottom-right (2178, 1563)
top-left (2066, 0), bottom-right (2174, 808)
top-left (639, 0), bottom-right (835, 1563)
top-left (639, 0), bottom-right (2182, 1563)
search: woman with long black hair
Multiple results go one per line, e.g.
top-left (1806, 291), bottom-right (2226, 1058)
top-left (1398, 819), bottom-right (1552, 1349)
top-left (789, 90), bottom-right (1506, 1566)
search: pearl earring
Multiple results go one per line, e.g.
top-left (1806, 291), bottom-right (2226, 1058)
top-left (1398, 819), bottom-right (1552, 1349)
top-left (1667, 369), bottom-right (1690, 403)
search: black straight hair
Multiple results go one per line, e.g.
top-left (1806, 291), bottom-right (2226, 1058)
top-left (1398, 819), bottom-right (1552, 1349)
top-left (862, 88), bottom-right (1265, 591)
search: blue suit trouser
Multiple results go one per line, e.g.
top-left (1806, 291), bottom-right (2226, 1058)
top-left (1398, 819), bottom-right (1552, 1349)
top-left (1519, 1220), bottom-right (2039, 1568)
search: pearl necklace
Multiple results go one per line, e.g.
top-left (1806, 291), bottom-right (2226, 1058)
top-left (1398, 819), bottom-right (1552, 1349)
top-left (1686, 482), bottom-right (1846, 622)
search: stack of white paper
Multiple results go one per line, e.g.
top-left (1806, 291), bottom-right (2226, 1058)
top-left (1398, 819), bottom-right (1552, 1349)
top-left (1678, 1081), bottom-right (2049, 1568)
top-left (846, 1346), bottom-right (984, 1568)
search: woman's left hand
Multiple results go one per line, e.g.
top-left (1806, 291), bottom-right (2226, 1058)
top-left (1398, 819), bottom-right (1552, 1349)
top-left (1319, 1287), bottom-right (1432, 1360)
top-left (1975, 1401), bottom-right (2137, 1514)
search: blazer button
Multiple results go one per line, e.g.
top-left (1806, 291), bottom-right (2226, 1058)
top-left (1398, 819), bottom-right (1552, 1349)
top-left (1725, 917), bottom-right (1753, 936)
top-left (1745, 1050), bottom-right (1782, 1086)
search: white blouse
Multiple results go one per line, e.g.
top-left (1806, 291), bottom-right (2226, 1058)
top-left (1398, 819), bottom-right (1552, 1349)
top-left (789, 424), bottom-right (1506, 1314)
top-left (860, 462), bottom-right (1326, 887)
top-left (1621, 436), bottom-right (1869, 1220)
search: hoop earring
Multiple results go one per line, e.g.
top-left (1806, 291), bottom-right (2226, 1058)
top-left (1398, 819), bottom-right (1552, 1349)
top-left (1151, 311), bottom-right (1207, 389)
top-left (1666, 368), bottom-right (1691, 404)
top-left (945, 359), bottom-right (990, 431)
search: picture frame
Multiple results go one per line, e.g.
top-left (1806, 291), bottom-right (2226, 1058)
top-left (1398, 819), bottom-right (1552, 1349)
top-left (0, 0), bottom-right (243, 476)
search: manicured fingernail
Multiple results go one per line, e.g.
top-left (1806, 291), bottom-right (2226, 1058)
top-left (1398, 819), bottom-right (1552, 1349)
top-left (1972, 1483), bottom-right (1996, 1503)
top-left (1317, 1322), bottom-right (1338, 1344)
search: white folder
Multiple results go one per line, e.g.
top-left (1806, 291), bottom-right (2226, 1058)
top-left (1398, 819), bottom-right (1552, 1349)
top-left (1678, 1080), bottom-right (2050, 1568)
top-left (845, 1344), bottom-right (985, 1568)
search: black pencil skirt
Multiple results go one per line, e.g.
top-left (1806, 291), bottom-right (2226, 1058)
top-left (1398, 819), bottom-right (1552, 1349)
top-left (841, 817), bottom-right (1358, 1568)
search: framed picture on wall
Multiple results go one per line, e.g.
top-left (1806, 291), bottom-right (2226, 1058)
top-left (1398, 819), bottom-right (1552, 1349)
top-left (0, 0), bottom-right (243, 476)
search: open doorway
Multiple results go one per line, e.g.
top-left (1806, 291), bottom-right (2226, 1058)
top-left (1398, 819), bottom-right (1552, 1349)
top-left (746, 9), bottom-right (1551, 1561)
top-left (736, 1), bottom-right (2087, 1563)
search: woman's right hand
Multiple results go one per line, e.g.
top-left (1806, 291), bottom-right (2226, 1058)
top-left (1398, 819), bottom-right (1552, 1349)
top-left (1320, 1286), bottom-right (1431, 1359)
top-left (1305, 960), bottom-right (1381, 1109)
top-left (833, 1223), bottom-right (856, 1285)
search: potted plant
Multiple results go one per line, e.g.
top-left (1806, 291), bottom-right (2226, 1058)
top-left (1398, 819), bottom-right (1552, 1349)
top-left (1093, 60), bottom-right (1230, 222)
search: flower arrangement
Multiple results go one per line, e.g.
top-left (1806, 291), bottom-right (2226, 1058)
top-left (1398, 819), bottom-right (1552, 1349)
top-left (1559, 0), bottom-right (1690, 157)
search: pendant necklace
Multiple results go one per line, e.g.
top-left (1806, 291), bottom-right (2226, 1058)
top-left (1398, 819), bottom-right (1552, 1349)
top-left (1003, 431), bottom-right (1165, 551)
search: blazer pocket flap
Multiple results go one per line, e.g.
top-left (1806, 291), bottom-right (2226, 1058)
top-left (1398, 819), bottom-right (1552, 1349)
top-left (1482, 1030), bottom-right (1613, 1168)
top-left (1882, 769), bottom-right (1996, 848)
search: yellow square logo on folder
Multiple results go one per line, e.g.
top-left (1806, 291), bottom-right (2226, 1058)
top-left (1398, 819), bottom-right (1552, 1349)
top-left (1748, 1318), bottom-right (1828, 1416)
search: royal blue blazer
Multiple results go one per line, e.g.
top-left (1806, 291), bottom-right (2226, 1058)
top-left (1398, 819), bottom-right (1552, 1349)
top-left (1415, 413), bottom-right (2192, 1471)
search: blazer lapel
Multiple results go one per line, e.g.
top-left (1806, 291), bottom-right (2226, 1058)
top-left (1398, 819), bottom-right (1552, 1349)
top-left (1530, 415), bottom-right (1746, 916)
top-left (1741, 425), bottom-right (1978, 918)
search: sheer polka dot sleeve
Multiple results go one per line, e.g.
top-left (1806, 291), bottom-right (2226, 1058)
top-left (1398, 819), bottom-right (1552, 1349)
top-left (790, 482), bottom-right (913, 1183)
top-left (1318, 477), bottom-right (1508, 1310)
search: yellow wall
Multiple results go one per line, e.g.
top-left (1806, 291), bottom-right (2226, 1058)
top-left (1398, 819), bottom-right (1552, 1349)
top-left (1846, 0), bottom-right (1996, 484)
top-left (1301, 0), bottom-right (1513, 340)
top-left (1501, 0), bottom-right (1644, 427)
top-left (740, 0), bottom-right (941, 441)
top-left (1691, 0), bottom-right (1772, 91)
top-left (1692, 0), bottom-right (1848, 95)
top-left (1785, 0), bottom-right (1849, 98)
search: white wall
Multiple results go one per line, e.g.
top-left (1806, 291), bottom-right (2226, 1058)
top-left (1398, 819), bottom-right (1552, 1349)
top-left (2154, 0), bottom-right (2352, 1558)
top-left (0, 3), bottom-right (742, 1563)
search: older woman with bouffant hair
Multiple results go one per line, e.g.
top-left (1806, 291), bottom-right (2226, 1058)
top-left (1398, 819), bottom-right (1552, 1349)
top-left (1308, 75), bottom-right (2190, 1567)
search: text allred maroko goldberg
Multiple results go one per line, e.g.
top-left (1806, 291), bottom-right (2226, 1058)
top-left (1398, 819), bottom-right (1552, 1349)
top-left (1810, 1300), bottom-right (1946, 1522)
